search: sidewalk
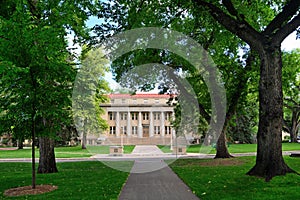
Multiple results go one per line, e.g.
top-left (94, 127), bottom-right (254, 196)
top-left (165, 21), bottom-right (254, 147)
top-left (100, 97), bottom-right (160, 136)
top-left (118, 145), bottom-right (199, 200)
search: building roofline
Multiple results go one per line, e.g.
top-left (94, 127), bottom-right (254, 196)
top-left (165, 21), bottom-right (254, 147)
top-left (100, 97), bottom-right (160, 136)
top-left (107, 93), bottom-right (175, 99)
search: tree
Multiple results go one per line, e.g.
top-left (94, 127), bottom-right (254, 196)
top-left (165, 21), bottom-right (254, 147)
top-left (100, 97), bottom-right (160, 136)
top-left (0, 0), bottom-right (96, 187)
top-left (0, 62), bottom-right (32, 149)
top-left (93, 0), bottom-right (260, 158)
top-left (227, 93), bottom-right (259, 144)
top-left (282, 49), bottom-right (300, 142)
top-left (72, 47), bottom-right (110, 149)
top-left (191, 0), bottom-right (300, 180)
top-left (94, 0), bottom-right (300, 180)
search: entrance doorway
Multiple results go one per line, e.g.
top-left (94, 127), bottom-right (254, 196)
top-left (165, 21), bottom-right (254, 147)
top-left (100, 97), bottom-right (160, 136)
top-left (143, 125), bottom-right (149, 137)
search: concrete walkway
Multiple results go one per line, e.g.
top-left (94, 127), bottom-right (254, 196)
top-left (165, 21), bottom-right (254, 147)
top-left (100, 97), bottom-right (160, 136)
top-left (118, 145), bottom-right (199, 200)
top-left (131, 145), bottom-right (165, 155)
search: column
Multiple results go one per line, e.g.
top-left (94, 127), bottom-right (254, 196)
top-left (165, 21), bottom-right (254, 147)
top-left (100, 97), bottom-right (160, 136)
top-left (116, 111), bottom-right (120, 137)
top-left (149, 111), bottom-right (154, 137)
top-left (172, 111), bottom-right (176, 136)
top-left (138, 112), bottom-right (143, 138)
top-left (161, 111), bottom-right (165, 137)
top-left (127, 111), bottom-right (131, 137)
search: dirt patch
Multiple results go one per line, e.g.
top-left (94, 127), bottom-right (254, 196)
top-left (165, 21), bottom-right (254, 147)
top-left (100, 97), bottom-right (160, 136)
top-left (199, 158), bottom-right (244, 166)
top-left (4, 185), bottom-right (58, 197)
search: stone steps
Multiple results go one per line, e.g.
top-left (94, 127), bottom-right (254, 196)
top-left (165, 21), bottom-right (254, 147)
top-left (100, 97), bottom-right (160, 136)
top-left (102, 137), bottom-right (172, 145)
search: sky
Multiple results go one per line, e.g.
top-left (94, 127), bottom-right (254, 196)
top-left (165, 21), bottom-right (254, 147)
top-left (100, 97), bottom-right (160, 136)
top-left (84, 17), bottom-right (300, 91)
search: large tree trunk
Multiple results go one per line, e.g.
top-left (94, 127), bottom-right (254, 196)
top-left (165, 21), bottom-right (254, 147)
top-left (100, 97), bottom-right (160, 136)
top-left (18, 137), bottom-right (24, 149)
top-left (247, 47), bottom-right (295, 181)
top-left (215, 126), bottom-right (232, 158)
top-left (82, 131), bottom-right (87, 149)
top-left (38, 136), bottom-right (58, 173)
top-left (290, 110), bottom-right (299, 143)
top-left (81, 119), bottom-right (87, 149)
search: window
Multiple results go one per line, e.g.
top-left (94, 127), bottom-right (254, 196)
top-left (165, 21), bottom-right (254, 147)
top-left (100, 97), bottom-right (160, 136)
top-left (131, 113), bottom-right (138, 120)
top-left (154, 126), bottom-right (160, 134)
top-left (120, 113), bottom-right (127, 120)
top-left (132, 126), bottom-right (137, 135)
top-left (109, 112), bottom-right (115, 120)
top-left (122, 99), bottom-right (126, 104)
top-left (110, 126), bottom-right (116, 135)
top-left (155, 99), bottom-right (159, 104)
top-left (154, 113), bottom-right (160, 120)
top-left (121, 126), bottom-right (127, 134)
top-left (132, 99), bottom-right (137, 104)
top-left (111, 99), bottom-right (115, 104)
top-left (165, 126), bottom-right (171, 135)
top-left (165, 112), bottom-right (171, 120)
top-left (143, 112), bottom-right (149, 120)
top-left (144, 99), bottom-right (148, 104)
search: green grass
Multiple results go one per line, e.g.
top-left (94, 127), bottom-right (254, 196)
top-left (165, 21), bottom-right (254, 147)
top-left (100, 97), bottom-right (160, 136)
top-left (157, 145), bottom-right (173, 153)
top-left (282, 142), bottom-right (300, 151)
top-left (0, 145), bottom-right (136, 159)
top-left (170, 156), bottom-right (300, 200)
top-left (87, 145), bottom-right (135, 154)
top-left (0, 146), bottom-right (92, 159)
top-left (0, 161), bottom-right (132, 199)
top-left (122, 145), bottom-right (135, 154)
top-left (185, 143), bottom-right (300, 154)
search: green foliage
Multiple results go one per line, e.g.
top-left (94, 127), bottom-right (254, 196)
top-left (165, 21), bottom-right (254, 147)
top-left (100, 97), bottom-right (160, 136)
top-left (93, 1), bottom-right (252, 145)
top-left (282, 49), bottom-right (300, 139)
top-left (227, 95), bottom-right (259, 144)
top-left (282, 49), bottom-right (300, 104)
top-left (0, 0), bottom-right (98, 141)
top-left (72, 47), bottom-right (111, 139)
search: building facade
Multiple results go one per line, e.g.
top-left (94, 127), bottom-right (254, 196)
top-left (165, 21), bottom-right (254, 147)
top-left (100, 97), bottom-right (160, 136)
top-left (99, 93), bottom-right (175, 145)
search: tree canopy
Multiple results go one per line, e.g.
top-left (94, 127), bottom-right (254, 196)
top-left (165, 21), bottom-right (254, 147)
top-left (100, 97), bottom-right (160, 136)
top-left (0, 0), bottom-right (100, 187)
top-left (92, 0), bottom-right (300, 180)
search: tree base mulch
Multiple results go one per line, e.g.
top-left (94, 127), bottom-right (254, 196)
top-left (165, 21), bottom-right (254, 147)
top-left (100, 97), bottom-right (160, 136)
top-left (4, 185), bottom-right (58, 197)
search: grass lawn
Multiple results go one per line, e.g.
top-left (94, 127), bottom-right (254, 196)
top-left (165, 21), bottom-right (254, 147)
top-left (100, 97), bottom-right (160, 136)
top-left (170, 156), bottom-right (300, 200)
top-left (0, 161), bottom-right (132, 200)
top-left (182, 143), bottom-right (300, 154)
top-left (87, 145), bottom-right (135, 154)
top-left (0, 145), bottom-right (136, 159)
top-left (157, 145), bottom-right (173, 153)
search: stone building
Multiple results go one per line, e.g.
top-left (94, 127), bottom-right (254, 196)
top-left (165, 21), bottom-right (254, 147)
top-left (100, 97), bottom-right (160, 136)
top-left (98, 93), bottom-right (176, 145)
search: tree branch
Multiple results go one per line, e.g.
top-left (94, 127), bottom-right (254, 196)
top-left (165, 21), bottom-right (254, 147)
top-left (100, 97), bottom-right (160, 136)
top-left (192, 0), bottom-right (263, 52)
top-left (166, 66), bottom-right (211, 123)
top-left (263, 0), bottom-right (300, 36)
top-left (272, 13), bottom-right (300, 45)
top-left (222, 0), bottom-right (238, 18)
top-left (27, 0), bottom-right (41, 19)
top-left (282, 119), bottom-right (291, 133)
top-left (225, 52), bottom-right (254, 121)
top-left (284, 97), bottom-right (300, 108)
top-left (0, 35), bottom-right (10, 41)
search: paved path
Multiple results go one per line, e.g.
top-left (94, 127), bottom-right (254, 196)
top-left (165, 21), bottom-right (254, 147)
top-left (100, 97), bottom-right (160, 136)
top-left (118, 145), bottom-right (199, 200)
top-left (131, 145), bottom-right (165, 155)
